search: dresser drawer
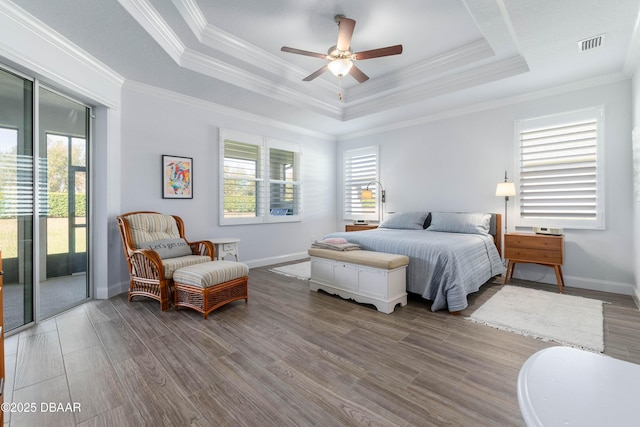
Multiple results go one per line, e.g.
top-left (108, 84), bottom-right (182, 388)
top-left (504, 247), bottom-right (563, 264)
top-left (505, 234), bottom-right (563, 251)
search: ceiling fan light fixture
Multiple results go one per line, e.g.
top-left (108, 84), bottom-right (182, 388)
top-left (328, 58), bottom-right (353, 77)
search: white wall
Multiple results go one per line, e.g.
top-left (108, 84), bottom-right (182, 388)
top-left (338, 79), bottom-right (635, 295)
top-left (632, 66), bottom-right (640, 305)
top-left (116, 82), bottom-right (337, 292)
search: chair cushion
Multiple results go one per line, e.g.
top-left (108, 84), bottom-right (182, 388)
top-left (162, 255), bottom-right (212, 279)
top-left (127, 213), bottom-right (182, 247)
top-left (173, 261), bottom-right (249, 288)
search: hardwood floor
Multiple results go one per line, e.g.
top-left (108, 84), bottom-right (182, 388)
top-left (4, 262), bottom-right (640, 426)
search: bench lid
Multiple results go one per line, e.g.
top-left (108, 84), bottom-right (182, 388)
top-left (308, 248), bottom-right (409, 270)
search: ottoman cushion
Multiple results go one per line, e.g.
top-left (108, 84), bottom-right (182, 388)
top-left (173, 261), bottom-right (249, 288)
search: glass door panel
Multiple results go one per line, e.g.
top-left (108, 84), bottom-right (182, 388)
top-left (39, 88), bottom-right (89, 320)
top-left (0, 68), bottom-right (34, 331)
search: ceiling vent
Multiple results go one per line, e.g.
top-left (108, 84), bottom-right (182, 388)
top-left (578, 34), bottom-right (605, 52)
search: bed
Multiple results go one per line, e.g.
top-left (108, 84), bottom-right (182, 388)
top-left (322, 212), bottom-right (505, 312)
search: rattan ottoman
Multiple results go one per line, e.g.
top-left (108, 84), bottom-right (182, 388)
top-left (173, 261), bottom-right (249, 318)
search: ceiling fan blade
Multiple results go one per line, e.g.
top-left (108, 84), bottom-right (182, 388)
top-left (354, 44), bottom-right (403, 60)
top-left (303, 65), bottom-right (329, 81)
top-left (281, 46), bottom-right (327, 59)
top-left (349, 64), bottom-right (369, 83)
top-left (336, 17), bottom-right (356, 51)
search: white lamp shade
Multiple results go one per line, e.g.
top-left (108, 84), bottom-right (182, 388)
top-left (328, 59), bottom-right (353, 77)
top-left (361, 189), bottom-right (373, 199)
top-left (495, 182), bottom-right (516, 197)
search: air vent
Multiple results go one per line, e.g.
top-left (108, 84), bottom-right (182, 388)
top-left (578, 34), bottom-right (605, 52)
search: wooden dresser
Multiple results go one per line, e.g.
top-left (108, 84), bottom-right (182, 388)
top-left (504, 232), bottom-right (565, 292)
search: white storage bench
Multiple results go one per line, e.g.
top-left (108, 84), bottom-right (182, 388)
top-left (308, 248), bottom-right (409, 314)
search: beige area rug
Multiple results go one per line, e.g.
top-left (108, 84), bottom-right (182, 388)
top-left (468, 286), bottom-right (604, 352)
top-left (269, 261), bottom-right (310, 280)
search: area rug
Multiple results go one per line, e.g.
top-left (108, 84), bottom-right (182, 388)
top-left (468, 286), bottom-right (604, 352)
top-left (269, 261), bottom-right (310, 280)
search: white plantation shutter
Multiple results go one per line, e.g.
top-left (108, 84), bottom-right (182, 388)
top-left (516, 107), bottom-right (604, 229)
top-left (220, 129), bottom-right (301, 225)
top-left (344, 146), bottom-right (379, 221)
top-left (268, 140), bottom-right (301, 222)
top-left (222, 139), bottom-right (264, 223)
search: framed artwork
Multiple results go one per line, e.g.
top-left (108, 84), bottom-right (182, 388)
top-left (162, 155), bottom-right (193, 199)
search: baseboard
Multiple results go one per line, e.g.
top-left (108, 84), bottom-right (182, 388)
top-left (100, 254), bottom-right (310, 301)
top-left (244, 252), bottom-right (309, 269)
top-left (563, 275), bottom-right (636, 296)
top-left (508, 268), bottom-right (635, 296)
top-left (633, 288), bottom-right (640, 310)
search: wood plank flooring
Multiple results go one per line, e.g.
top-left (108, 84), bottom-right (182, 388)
top-left (4, 262), bottom-right (640, 426)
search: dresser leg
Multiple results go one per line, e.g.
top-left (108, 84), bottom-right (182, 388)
top-left (504, 261), bottom-right (515, 284)
top-left (554, 265), bottom-right (564, 293)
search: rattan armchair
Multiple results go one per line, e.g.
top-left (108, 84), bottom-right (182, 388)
top-left (117, 211), bottom-right (215, 310)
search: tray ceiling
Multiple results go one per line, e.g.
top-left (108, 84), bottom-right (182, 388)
top-left (6, 0), bottom-right (640, 136)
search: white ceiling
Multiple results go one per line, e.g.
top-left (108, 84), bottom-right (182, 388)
top-left (9, 0), bottom-right (640, 137)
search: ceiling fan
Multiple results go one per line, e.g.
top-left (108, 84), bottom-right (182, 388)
top-left (281, 15), bottom-right (403, 88)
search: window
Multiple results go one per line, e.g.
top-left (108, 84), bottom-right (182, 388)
top-left (515, 106), bottom-right (604, 229)
top-left (220, 129), bottom-right (301, 225)
top-left (343, 146), bottom-right (379, 221)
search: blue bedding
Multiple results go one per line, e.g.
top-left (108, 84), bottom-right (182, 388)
top-left (322, 228), bottom-right (504, 312)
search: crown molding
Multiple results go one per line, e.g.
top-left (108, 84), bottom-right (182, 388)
top-left (0, 1), bottom-right (124, 87)
top-left (180, 48), bottom-right (342, 119)
top-left (124, 80), bottom-right (334, 140)
top-left (343, 55), bottom-right (529, 120)
top-left (118, 0), bottom-right (185, 62)
top-left (0, 0), bottom-right (124, 108)
top-left (170, 0), bottom-right (206, 35)
top-left (120, 0), bottom-right (343, 117)
top-left (346, 39), bottom-right (495, 101)
top-left (171, 0), bottom-right (337, 93)
top-left (115, 0), bottom-right (535, 122)
top-left (340, 72), bottom-right (628, 141)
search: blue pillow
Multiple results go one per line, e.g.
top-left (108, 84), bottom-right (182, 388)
top-left (379, 212), bottom-right (430, 230)
top-left (428, 212), bottom-right (491, 235)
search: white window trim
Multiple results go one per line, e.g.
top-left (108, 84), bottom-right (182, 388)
top-left (514, 106), bottom-right (605, 230)
top-left (219, 129), bottom-right (302, 226)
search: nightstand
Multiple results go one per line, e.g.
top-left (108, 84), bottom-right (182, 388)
top-left (208, 237), bottom-right (240, 261)
top-left (345, 224), bottom-right (378, 232)
top-left (504, 232), bottom-right (565, 292)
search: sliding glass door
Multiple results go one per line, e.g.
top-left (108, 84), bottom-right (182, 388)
top-left (39, 87), bottom-right (90, 320)
top-left (0, 68), bottom-right (34, 331)
top-left (0, 66), bottom-right (90, 331)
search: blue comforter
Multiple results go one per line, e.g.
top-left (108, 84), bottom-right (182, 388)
top-left (322, 228), bottom-right (504, 312)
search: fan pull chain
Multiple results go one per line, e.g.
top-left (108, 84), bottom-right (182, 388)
top-left (338, 76), bottom-right (343, 100)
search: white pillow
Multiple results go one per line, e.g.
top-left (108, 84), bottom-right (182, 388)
top-left (428, 212), bottom-right (491, 235)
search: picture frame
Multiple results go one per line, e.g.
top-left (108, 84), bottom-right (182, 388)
top-left (162, 155), bottom-right (193, 199)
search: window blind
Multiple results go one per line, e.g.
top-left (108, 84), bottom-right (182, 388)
top-left (220, 129), bottom-right (302, 225)
top-left (516, 107), bottom-right (603, 229)
top-left (223, 139), bottom-right (264, 220)
top-left (343, 146), bottom-right (379, 221)
top-left (268, 146), bottom-right (301, 217)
